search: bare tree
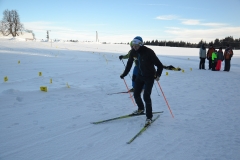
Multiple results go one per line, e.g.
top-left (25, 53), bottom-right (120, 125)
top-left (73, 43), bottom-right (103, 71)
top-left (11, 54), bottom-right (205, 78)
top-left (0, 9), bottom-right (24, 37)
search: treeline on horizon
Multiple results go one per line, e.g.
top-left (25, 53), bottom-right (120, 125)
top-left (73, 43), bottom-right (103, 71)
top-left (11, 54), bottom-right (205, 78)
top-left (145, 36), bottom-right (240, 49)
top-left (124, 36), bottom-right (240, 49)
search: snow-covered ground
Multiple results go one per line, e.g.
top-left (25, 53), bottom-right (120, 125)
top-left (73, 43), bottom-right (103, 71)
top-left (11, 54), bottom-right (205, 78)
top-left (0, 38), bottom-right (240, 160)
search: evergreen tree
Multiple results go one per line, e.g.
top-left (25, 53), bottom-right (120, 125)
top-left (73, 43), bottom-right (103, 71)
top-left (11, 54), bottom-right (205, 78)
top-left (142, 36), bottom-right (239, 49)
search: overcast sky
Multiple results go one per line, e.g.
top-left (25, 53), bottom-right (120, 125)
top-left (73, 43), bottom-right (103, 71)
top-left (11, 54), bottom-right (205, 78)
top-left (0, 0), bottom-right (240, 43)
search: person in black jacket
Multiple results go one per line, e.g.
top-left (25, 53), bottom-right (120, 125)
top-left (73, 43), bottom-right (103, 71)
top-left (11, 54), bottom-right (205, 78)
top-left (120, 36), bottom-right (163, 126)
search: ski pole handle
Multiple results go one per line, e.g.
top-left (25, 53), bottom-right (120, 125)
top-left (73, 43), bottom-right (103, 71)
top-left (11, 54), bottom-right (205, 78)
top-left (121, 60), bottom-right (132, 80)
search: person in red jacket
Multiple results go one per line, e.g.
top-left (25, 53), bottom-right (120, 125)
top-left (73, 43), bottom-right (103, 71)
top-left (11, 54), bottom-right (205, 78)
top-left (223, 44), bottom-right (233, 71)
top-left (215, 47), bottom-right (224, 71)
top-left (207, 45), bottom-right (215, 70)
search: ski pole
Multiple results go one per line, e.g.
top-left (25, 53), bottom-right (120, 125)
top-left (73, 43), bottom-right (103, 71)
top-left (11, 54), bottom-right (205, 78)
top-left (157, 81), bottom-right (174, 118)
top-left (121, 60), bottom-right (132, 80)
top-left (123, 78), bottom-right (136, 106)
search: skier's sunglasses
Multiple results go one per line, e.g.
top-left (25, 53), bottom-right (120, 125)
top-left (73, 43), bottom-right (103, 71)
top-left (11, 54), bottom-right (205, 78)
top-left (132, 44), bottom-right (140, 47)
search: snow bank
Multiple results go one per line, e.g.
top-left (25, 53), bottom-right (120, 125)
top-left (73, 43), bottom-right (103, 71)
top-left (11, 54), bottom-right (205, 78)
top-left (9, 37), bottom-right (26, 41)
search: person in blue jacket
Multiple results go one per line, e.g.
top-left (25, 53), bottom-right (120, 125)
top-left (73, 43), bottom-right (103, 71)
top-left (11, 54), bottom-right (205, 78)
top-left (119, 41), bottom-right (138, 92)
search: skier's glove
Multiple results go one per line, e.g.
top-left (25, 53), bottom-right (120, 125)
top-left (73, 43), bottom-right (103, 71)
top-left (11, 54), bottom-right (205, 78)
top-left (119, 55), bottom-right (124, 60)
top-left (155, 76), bottom-right (160, 81)
top-left (120, 74), bottom-right (125, 79)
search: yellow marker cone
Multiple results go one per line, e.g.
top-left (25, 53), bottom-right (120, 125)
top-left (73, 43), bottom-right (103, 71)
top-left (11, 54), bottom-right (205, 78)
top-left (4, 76), bottom-right (8, 82)
top-left (190, 68), bottom-right (192, 71)
top-left (182, 69), bottom-right (185, 73)
top-left (67, 83), bottom-right (70, 88)
top-left (39, 72), bottom-right (42, 76)
top-left (50, 78), bottom-right (52, 83)
top-left (18, 60), bottom-right (20, 64)
top-left (166, 72), bottom-right (168, 76)
top-left (40, 86), bottom-right (48, 92)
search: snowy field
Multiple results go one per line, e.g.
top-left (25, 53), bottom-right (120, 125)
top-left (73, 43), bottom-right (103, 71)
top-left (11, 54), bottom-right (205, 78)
top-left (0, 37), bottom-right (240, 160)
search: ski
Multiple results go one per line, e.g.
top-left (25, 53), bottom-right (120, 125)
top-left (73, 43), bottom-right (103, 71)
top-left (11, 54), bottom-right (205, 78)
top-left (107, 91), bottom-right (131, 95)
top-left (127, 114), bottom-right (160, 144)
top-left (91, 111), bottom-right (163, 124)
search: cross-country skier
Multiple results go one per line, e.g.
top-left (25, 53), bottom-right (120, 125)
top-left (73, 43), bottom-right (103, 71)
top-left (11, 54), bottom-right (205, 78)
top-left (119, 41), bottom-right (145, 92)
top-left (120, 36), bottom-right (163, 125)
top-left (119, 41), bottom-right (138, 92)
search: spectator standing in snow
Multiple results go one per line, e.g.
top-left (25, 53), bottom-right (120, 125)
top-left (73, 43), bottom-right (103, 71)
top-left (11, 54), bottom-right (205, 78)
top-left (211, 50), bottom-right (218, 71)
top-left (215, 47), bottom-right (224, 71)
top-left (207, 45), bottom-right (215, 70)
top-left (199, 44), bottom-right (206, 70)
top-left (120, 36), bottom-right (163, 126)
top-left (223, 44), bottom-right (233, 71)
